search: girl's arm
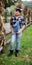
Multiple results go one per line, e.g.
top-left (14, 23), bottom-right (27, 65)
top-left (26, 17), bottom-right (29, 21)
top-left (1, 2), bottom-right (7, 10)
top-left (17, 25), bottom-right (26, 34)
top-left (10, 25), bottom-right (14, 35)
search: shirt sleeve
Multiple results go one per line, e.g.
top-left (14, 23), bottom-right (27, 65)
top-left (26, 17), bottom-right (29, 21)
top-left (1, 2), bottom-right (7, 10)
top-left (10, 18), bottom-right (13, 26)
top-left (21, 17), bottom-right (26, 26)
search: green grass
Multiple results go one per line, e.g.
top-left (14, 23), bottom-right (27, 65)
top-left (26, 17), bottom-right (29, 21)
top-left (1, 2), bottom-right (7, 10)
top-left (0, 25), bottom-right (32, 65)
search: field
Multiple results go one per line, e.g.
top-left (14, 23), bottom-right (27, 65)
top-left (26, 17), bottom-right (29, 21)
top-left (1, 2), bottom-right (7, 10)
top-left (0, 25), bottom-right (32, 65)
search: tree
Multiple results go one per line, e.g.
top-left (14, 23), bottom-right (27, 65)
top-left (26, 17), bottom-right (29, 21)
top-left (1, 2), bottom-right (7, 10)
top-left (4, 0), bottom-right (18, 8)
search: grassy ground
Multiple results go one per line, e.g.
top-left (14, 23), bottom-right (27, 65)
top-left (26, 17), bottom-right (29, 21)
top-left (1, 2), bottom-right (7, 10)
top-left (0, 25), bottom-right (32, 65)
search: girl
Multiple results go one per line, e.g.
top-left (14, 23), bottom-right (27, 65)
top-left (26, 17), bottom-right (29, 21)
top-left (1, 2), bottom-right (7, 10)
top-left (8, 5), bottom-right (26, 57)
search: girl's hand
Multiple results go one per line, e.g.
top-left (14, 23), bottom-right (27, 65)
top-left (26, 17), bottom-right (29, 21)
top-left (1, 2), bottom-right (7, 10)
top-left (10, 26), bottom-right (14, 35)
top-left (11, 31), bottom-right (14, 35)
top-left (17, 25), bottom-right (26, 34)
top-left (17, 29), bottom-right (22, 34)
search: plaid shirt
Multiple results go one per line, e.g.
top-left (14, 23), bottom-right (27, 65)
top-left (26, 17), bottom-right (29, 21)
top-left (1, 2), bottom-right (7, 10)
top-left (10, 16), bottom-right (26, 32)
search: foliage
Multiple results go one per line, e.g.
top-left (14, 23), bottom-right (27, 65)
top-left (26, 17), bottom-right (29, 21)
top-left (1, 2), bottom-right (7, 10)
top-left (4, 0), bottom-right (17, 8)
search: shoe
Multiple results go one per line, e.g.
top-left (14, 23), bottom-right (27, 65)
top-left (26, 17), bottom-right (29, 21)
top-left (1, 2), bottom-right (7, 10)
top-left (8, 50), bottom-right (13, 57)
top-left (15, 50), bottom-right (19, 57)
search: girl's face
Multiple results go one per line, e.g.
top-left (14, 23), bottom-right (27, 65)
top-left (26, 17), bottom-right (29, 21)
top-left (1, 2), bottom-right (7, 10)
top-left (15, 11), bottom-right (21, 16)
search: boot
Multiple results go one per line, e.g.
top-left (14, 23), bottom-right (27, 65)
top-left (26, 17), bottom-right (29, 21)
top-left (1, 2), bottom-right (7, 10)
top-left (8, 50), bottom-right (13, 57)
top-left (15, 50), bottom-right (19, 57)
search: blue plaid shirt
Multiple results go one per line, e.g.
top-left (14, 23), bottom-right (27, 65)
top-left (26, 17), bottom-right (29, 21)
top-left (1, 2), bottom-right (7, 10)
top-left (10, 16), bottom-right (26, 32)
